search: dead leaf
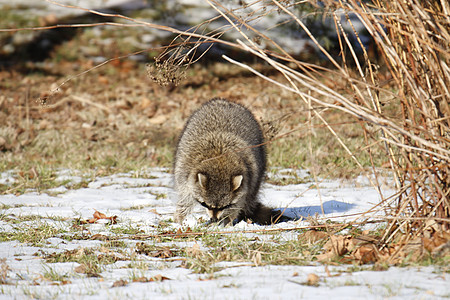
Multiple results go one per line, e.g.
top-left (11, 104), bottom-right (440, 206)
top-left (148, 209), bottom-right (161, 216)
top-left (74, 264), bottom-right (87, 274)
top-left (38, 14), bottom-right (58, 26)
top-left (86, 210), bottom-right (118, 224)
top-left (151, 247), bottom-right (174, 259)
top-left (91, 234), bottom-right (109, 241)
top-left (298, 230), bottom-right (328, 244)
top-left (353, 245), bottom-right (378, 264)
top-left (197, 274), bottom-right (215, 281)
top-left (306, 273), bottom-right (320, 286)
top-left (185, 243), bottom-right (202, 257)
top-left (317, 235), bottom-right (351, 262)
top-left (252, 251), bottom-right (262, 266)
top-left (109, 215), bottom-right (118, 224)
top-left (112, 279), bottom-right (128, 287)
top-left (98, 76), bottom-right (109, 85)
top-left (372, 263), bottom-right (389, 271)
top-left (149, 274), bottom-right (171, 282)
top-left (93, 210), bottom-right (107, 219)
top-left (424, 231), bottom-right (449, 252)
top-left (324, 265), bottom-right (331, 277)
top-left (149, 114), bottom-right (167, 125)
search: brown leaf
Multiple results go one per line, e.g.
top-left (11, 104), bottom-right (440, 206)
top-left (401, 237), bottom-right (425, 262)
top-left (151, 247), bottom-right (174, 259)
top-left (424, 231), bottom-right (449, 252)
top-left (86, 211), bottom-right (117, 224)
top-left (306, 273), bottom-right (320, 286)
top-left (93, 210), bottom-right (107, 219)
top-left (87, 218), bottom-right (98, 224)
top-left (298, 230), bottom-right (328, 244)
top-left (185, 243), bottom-right (202, 257)
top-left (432, 241), bottom-right (450, 258)
top-left (252, 251), bottom-right (262, 266)
top-left (197, 275), bottom-right (215, 281)
top-left (133, 277), bottom-right (149, 283)
top-left (74, 264), bottom-right (87, 274)
top-left (149, 115), bottom-right (167, 125)
top-left (108, 216), bottom-right (118, 224)
top-left (149, 274), bottom-right (171, 282)
top-left (148, 209), bottom-right (161, 216)
top-left (353, 245), bottom-right (378, 264)
top-left (317, 235), bottom-right (351, 262)
top-left (91, 234), bottom-right (109, 241)
top-left (316, 251), bottom-right (337, 262)
top-left (112, 279), bottom-right (128, 287)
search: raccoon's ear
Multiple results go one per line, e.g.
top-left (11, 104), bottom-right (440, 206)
top-left (232, 175), bottom-right (243, 192)
top-left (197, 173), bottom-right (207, 189)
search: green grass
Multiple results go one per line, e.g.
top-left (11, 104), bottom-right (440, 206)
top-left (41, 264), bottom-right (71, 283)
top-left (44, 247), bottom-right (123, 277)
top-left (0, 221), bottom-right (67, 246)
top-left (267, 117), bottom-right (385, 179)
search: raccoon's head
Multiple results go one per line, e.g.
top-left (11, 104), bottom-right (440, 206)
top-left (193, 170), bottom-right (247, 224)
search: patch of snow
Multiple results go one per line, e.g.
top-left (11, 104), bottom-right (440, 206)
top-left (0, 169), bottom-right (446, 299)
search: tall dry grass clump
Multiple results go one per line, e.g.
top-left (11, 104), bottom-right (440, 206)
top-left (357, 0), bottom-right (450, 243)
top-left (167, 0), bottom-right (450, 246)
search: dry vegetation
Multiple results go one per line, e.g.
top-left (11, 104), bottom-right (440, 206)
top-left (154, 0), bottom-right (449, 260)
top-left (0, 0), bottom-right (449, 266)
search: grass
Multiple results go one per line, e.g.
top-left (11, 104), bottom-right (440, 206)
top-left (0, 67), bottom-right (380, 188)
top-left (0, 203), bottom-right (445, 296)
top-left (44, 247), bottom-right (123, 276)
top-left (1, 32), bottom-right (386, 182)
top-left (0, 220), bottom-right (67, 246)
top-left (41, 264), bottom-right (71, 283)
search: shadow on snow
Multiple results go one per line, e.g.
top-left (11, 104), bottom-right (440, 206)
top-left (274, 200), bottom-right (356, 222)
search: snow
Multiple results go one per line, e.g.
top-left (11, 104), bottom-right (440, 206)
top-left (0, 168), bottom-right (448, 299)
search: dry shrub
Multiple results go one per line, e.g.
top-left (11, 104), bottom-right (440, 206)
top-left (354, 0), bottom-right (450, 245)
top-left (155, 0), bottom-right (450, 248)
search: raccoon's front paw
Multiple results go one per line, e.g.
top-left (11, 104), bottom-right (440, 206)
top-left (174, 213), bottom-right (185, 224)
top-left (204, 217), bottom-right (231, 227)
top-left (203, 218), bottom-right (216, 226)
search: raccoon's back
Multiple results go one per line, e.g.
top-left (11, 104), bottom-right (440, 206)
top-left (179, 98), bottom-right (263, 146)
top-left (174, 98), bottom-right (266, 177)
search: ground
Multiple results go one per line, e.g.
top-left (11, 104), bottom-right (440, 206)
top-left (0, 169), bottom-right (448, 299)
top-left (0, 1), bottom-right (448, 299)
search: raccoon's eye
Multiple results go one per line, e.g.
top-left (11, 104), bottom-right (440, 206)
top-left (197, 200), bottom-right (209, 209)
top-left (221, 203), bottom-right (233, 210)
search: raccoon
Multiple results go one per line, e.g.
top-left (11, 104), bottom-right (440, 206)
top-left (174, 98), bottom-right (280, 225)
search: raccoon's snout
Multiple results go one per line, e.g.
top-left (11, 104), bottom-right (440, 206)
top-left (207, 208), bottom-right (224, 221)
top-left (197, 200), bottom-right (233, 221)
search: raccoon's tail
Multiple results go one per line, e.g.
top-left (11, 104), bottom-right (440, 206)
top-left (248, 202), bottom-right (288, 225)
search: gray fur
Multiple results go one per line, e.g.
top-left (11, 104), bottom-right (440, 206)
top-left (174, 98), bottom-right (278, 225)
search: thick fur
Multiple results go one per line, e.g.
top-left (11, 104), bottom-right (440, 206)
top-left (174, 98), bottom-right (278, 225)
